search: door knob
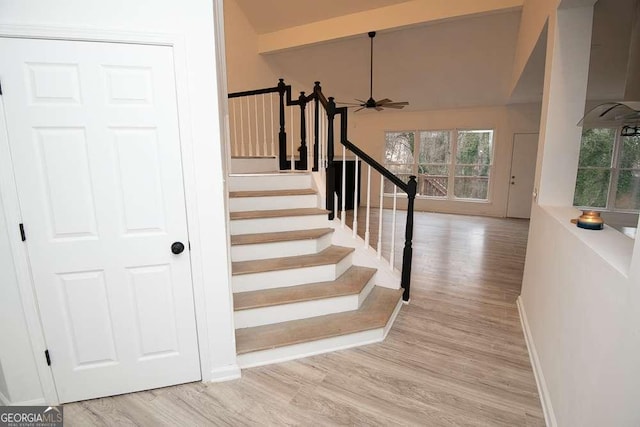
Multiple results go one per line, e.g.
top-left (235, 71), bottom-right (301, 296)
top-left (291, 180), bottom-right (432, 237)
top-left (171, 242), bottom-right (185, 255)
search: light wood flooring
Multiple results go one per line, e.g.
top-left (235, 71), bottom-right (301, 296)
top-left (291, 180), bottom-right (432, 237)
top-left (64, 211), bottom-right (544, 426)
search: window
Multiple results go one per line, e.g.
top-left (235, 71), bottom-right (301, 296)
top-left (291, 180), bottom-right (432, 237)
top-left (384, 129), bottom-right (494, 200)
top-left (574, 128), bottom-right (640, 212)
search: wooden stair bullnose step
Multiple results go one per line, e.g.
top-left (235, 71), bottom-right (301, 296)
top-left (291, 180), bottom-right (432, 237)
top-left (230, 228), bottom-right (333, 246)
top-left (229, 188), bottom-right (316, 198)
top-left (230, 208), bottom-right (329, 220)
top-left (234, 266), bottom-right (376, 311)
top-left (232, 245), bottom-right (353, 276)
top-left (235, 287), bottom-right (403, 354)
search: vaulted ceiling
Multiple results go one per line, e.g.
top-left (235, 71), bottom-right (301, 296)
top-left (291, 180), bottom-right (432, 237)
top-left (234, 0), bottom-right (413, 34)
top-left (230, 0), bottom-right (638, 111)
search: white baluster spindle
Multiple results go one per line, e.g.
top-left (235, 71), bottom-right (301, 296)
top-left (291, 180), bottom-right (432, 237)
top-left (239, 98), bottom-right (245, 156)
top-left (247, 97), bottom-right (253, 156)
top-left (341, 145), bottom-right (346, 228)
top-left (377, 175), bottom-right (384, 259)
top-left (290, 106), bottom-right (294, 170)
top-left (364, 165), bottom-right (372, 248)
top-left (390, 185), bottom-right (397, 268)
top-left (270, 93), bottom-right (275, 156)
top-left (352, 155), bottom-right (359, 238)
top-left (232, 98), bottom-right (238, 156)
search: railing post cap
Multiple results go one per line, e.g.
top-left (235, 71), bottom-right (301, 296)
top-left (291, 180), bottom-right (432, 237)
top-left (278, 78), bottom-right (284, 83)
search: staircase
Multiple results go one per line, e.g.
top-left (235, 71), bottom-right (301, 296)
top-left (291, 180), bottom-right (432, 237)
top-left (228, 158), bottom-right (403, 368)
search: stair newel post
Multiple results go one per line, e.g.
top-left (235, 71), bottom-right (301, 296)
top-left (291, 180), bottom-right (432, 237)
top-left (326, 97), bottom-right (337, 220)
top-left (298, 91), bottom-right (308, 170)
top-left (313, 82), bottom-right (321, 172)
top-left (401, 175), bottom-right (417, 302)
top-left (277, 78), bottom-right (288, 170)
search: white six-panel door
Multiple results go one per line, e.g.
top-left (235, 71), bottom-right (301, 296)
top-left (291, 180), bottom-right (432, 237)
top-left (0, 38), bottom-right (201, 403)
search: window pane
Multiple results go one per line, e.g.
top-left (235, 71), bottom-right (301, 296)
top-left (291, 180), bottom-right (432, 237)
top-left (387, 163), bottom-right (413, 175)
top-left (419, 164), bottom-right (449, 175)
top-left (454, 176), bottom-right (489, 199)
top-left (455, 165), bottom-right (490, 177)
top-left (385, 132), bottom-right (414, 164)
top-left (456, 130), bottom-right (493, 165)
top-left (578, 128), bottom-right (615, 167)
top-left (614, 170), bottom-right (640, 210)
top-left (419, 131), bottom-right (450, 164)
top-left (619, 134), bottom-right (640, 169)
top-left (419, 175), bottom-right (448, 197)
top-left (573, 168), bottom-right (610, 208)
top-left (383, 174), bottom-right (412, 193)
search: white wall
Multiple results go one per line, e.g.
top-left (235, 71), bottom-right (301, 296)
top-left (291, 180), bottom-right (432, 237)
top-left (0, 0), bottom-right (237, 403)
top-left (520, 1), bottom-right (640, 425)
top-left (348, 103), bottom-right (541, 217)
top-left (224, 0), bottom-right (280, 92)
top-left (0, 192), bottom-right (43, 405)
top-left (521, 205), bottom-right (640, 426)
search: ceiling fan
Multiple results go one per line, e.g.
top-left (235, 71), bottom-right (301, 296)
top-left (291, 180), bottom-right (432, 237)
top-left (578, 101), bottom-right (640, 136)
top-left (339, 31), bottom-right (409, 112)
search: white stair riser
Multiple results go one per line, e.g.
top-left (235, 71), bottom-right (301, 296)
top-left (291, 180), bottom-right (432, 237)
top-left (235, 295), bottom-right (353, 329)
top-left (229, 194), bottom-right (318, 212)
top-left (229, 174), bottom-right (311, 191)
top-left (230, 157), bottom-right (278, 174)
top-left (237, 328), bottom-right (383, 369)
top-left (234, 279), bottom-right (375, 329)
top-left (236, 297), bottom-right (403, 368)
top-left (231, 233), bottom-right (332, 262)
top-left (232, 254), bottom-right (352, 292)
top-left (230, 214), bottom-right (329, 235)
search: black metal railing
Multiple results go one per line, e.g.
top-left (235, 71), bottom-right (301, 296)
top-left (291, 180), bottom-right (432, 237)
top-left (228, 79), bottom-right (416, 301)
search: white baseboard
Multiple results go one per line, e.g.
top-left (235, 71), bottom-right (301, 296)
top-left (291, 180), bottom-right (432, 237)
top-left (517, 296), bottom-right (556, 427)
top-left (0, 396), bottom-right (47, 406)
top-left (208, 364), bottom-right (241, 382)
top-left (0, 390), bottom-right (9, 405)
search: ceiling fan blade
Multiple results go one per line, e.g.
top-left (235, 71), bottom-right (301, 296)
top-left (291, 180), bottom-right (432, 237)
top-left (354, 106), bottom-right (366, 112)
top-left (383, 102), bottom-right (409, 108)
top-left (355, 98), bottom-right (367, 104)
top-left (382, 104), bottom-right (407, 109)
top-left (376, 98), bottom-right (392, 105)
top-left (375, 106), bottom-right (384, 111)
top-left (337, 101), bottom-right (365, 106)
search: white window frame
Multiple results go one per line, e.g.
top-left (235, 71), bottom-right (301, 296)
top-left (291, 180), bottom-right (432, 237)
top-left (384, 128), bottom-right (495, 202)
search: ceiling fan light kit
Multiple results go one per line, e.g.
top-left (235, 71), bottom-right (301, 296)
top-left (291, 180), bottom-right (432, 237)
top-left (339, 31), bottom-right (409, 112)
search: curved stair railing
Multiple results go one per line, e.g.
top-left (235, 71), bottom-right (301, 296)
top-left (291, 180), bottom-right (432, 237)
top-left (228, 79), bottom-right (416, 302)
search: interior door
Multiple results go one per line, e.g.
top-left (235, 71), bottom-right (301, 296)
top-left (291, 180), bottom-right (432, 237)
top-left (507, 133), bottom-right (539, 219)
top-left (0, 38), bottom-right (200, 403)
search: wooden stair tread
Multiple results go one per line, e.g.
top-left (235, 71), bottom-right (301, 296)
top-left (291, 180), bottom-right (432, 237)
top-left (230, 228), bottom-right (333, 246)
top-left (229, 188), bottom-right (316, 198)
top-left (235, 287), bottom-right (403, 354)
top-left (234, 266), bottom-right (376, 310)
top-left (232, 245), bottom-right (353, 276)
top-left (230, 207), bottom-right (329, 220)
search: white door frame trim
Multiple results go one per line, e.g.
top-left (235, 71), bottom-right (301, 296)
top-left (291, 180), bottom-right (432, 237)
top-left (0, 24), bottom-right (225, 404)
